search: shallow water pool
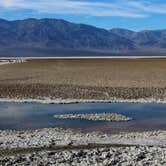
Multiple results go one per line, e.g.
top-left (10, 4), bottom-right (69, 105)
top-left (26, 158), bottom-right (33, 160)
top-left (0, 102), bottom-right (166, 134)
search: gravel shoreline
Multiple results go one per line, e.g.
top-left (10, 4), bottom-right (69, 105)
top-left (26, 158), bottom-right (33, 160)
top-left (0, 128), bottom-right (165, 150)
top-left (0, 128), bottom-right (165, 165)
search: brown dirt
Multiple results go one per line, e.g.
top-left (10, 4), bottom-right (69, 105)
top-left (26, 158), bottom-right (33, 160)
top-left (0, 58), bottom-right (166, 100)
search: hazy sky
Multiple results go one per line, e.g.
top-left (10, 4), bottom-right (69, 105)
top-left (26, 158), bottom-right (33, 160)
top-left (0, 0), bottom-right (166, 31)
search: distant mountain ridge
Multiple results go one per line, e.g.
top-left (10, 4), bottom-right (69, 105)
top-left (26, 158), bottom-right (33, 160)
top-left (0, 18), bottom-right (166, 56)
top-left (110, 28), bottom-right (166, 48)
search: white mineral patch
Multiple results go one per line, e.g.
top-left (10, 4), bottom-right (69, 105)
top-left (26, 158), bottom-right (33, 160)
top-left (54, 113), bottom-right (132, 122)
top-left (0, 97), bottom-right (166, 104)
top-left (0, 58), bottom-right (26, 66)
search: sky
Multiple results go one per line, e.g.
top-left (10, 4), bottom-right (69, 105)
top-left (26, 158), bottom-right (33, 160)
top-left (0, 0), bottom-right (166, 31)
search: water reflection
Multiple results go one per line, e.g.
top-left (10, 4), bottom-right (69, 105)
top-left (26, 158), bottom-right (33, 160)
top-left (0, 102), bottom-right (166, 134)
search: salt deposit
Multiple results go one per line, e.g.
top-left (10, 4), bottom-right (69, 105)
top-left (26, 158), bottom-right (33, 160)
top-left (54, 113), bottom-right (132, 122)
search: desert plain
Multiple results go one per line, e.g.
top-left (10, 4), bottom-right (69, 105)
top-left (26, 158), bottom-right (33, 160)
top-left (0, 58), bottom-right (166, 102)
top-left (0, 58), bottom-right (166, 165)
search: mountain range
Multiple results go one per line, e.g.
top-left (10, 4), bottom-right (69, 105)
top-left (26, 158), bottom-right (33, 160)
top-left (0, 18), bottom-right (166, 57)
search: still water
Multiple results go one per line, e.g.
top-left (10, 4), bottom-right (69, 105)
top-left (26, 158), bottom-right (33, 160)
top-left (0, 102), bottom-right (166, 134)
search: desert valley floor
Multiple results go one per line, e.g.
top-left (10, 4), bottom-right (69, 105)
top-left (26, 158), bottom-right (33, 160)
top-left (0, 58), bottom-right (166, 165)
top-left (0, 58), bottom-right (166, 101)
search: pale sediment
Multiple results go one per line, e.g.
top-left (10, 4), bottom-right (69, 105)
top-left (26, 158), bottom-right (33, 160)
top-left (54, 113), bottom-right (132, 122)
top-left (0, 128), bottom-right (166, 150)
top-left (1, 97), bottom-right (166, 105)
top-left (0, 128), bottom-right (165, 165)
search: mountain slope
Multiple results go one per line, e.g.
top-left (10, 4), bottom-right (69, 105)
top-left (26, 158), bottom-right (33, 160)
top-left (0, 18), bottom-right (166, 56)
top-left (0, 18), bottom-right (134, 56)
top-left (110, 28), bottom-right (166, 48)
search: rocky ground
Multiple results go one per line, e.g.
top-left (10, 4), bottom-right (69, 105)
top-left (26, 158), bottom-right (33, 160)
top-left (0, 84), bottom-right (166, 101)
top-left (0, 128), bottom-right (166, 150)
top-left (0, 128), bottom-right (165, 165)
top-left (54, 113), bottom-right (132, 122)
top-left (0, 146), bottom-right (165, 166)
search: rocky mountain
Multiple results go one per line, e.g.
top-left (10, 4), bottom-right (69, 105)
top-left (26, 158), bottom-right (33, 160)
top-left (0, 18), bottom-right (166, 56)
top-left (110, 28), bottom-right (166, 48)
